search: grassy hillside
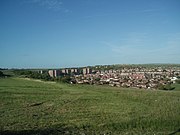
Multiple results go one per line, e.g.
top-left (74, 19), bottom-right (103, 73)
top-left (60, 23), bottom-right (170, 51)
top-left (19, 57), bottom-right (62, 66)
top-left (0, 78), bottom-right (180, 135)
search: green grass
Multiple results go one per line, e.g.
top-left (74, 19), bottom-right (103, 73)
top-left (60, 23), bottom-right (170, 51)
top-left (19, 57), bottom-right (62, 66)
top-left (172, 83), bottom-right (180, 91)
top-left (0, 78), bottom-right (180, 135)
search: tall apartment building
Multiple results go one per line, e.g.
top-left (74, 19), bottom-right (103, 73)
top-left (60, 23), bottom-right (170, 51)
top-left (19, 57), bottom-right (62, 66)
top-left (37, 70), bottom-right (43, 74)
top-left (48, 70), bottom-right (61, 77)
top-left (66, 69), bottom-right (69, 74)
top-left (71, 69), bottom-right (75, 73)
top-left (61, 69), bottom-right (66, 74)
top-left (48, 70), bottom-right (54, 78)
top-left (61, 69), bottom-right (70, 74)
top-left (71, 68), bottom-right (79, 74)
top-left (54, 70), bottom-right (61, 77)
top-left (83, 68), bottom-right (92, 75)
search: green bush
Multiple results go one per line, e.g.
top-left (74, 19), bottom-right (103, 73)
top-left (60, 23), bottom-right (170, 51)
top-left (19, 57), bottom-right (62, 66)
top-left (158, 83), bottom-right (175, 90)
top-left (175, 79), bottom-right (180, 84)
top-left (13, 70), bottom-right (52, 81)
top-left (0, 71), bottom-right (5, 77)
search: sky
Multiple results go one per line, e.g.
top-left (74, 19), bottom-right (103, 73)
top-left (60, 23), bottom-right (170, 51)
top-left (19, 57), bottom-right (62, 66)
top-left (0, 0), bottom-right (180, 68)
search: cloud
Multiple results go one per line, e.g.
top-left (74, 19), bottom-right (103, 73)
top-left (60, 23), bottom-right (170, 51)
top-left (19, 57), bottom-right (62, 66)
top-left (102, 32), bottom-right (180, 63)
top-left (83, 8), bottom-right (160, 20)
top-left (138, 9), bottom-right (160, 13)
top-left (26, 0), bottom-right (69, 12)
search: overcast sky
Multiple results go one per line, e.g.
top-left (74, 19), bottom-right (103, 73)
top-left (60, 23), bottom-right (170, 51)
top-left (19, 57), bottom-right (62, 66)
top-left (0, 0), bottom-right (180, 68)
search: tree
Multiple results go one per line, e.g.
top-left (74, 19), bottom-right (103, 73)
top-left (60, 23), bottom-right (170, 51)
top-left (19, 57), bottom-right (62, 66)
top-left (175, 79), bottom-right (180, 84)
top-left (158, 84), bottom-right (165, 90)
top-left (158, 83), bottom-right (175, 90)
top-left (59, 76), bottom-right (72, 83)
top-left (0, 71), bottom-right (5, 77)
top-left (95, 77), bottom-right (100, 81)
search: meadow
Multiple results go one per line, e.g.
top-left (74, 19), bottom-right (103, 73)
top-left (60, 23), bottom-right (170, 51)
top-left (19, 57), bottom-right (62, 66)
top-left (0, 77), bottom-right (180, 135)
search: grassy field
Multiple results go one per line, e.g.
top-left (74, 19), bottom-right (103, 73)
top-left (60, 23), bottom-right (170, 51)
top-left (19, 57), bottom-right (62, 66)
top-left (0, 77), bottom-right (180, 135)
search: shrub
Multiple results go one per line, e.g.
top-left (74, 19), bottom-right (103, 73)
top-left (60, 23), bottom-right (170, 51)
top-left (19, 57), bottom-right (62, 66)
top-left (0, 71), bottom-right (5, 77)
top-left (158, 83), bottom-right (175, 90)
top-left (175, 79), bottom-right (180, 84)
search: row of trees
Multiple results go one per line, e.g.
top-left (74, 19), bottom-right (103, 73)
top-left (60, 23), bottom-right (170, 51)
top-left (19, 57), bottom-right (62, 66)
top-left (13, 70), bottom-right (52, 81)
top-left (0, 71), bottom-right (5, 77)
top-left (53, 76), bottom-right (72, 83)
top-left (0, 71), bottom-right (11, 78)
top-left (13, 70), bottom-right (73, 83)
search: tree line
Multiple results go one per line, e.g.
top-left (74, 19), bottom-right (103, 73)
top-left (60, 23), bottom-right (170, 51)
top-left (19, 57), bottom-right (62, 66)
top-left (13, 69), bottom-right (73, 83)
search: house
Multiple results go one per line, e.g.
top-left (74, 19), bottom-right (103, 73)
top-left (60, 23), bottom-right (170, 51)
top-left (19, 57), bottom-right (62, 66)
top-left (170, 77), bottom-right (178, 83)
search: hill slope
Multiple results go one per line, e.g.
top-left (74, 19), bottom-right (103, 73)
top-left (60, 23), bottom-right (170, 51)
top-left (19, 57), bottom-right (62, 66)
top-left (0, 78), bottom-right (180, 134)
